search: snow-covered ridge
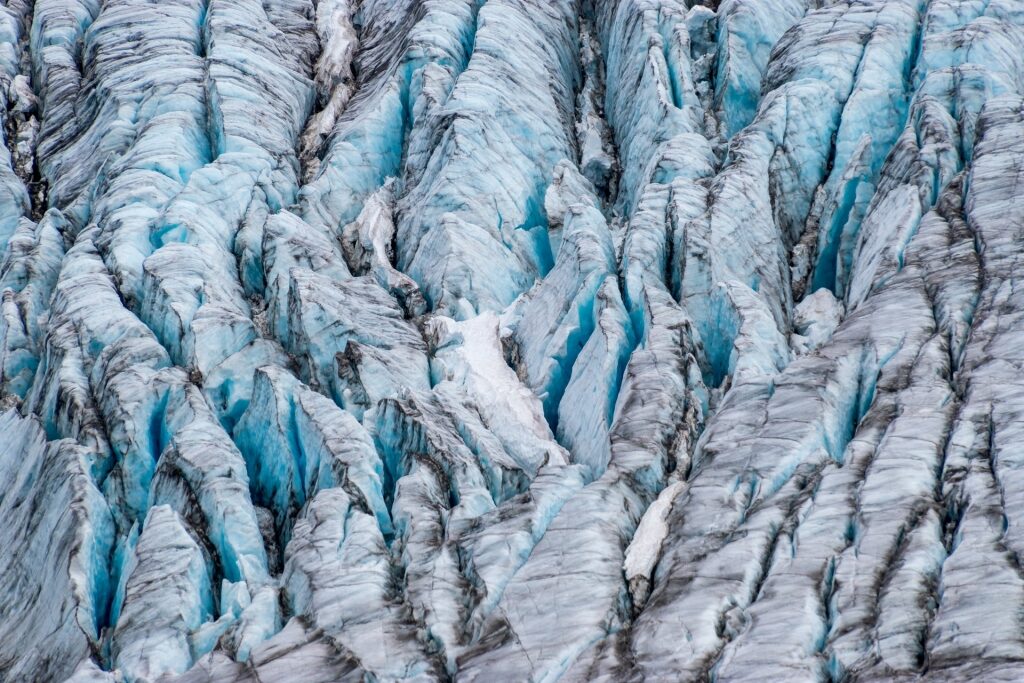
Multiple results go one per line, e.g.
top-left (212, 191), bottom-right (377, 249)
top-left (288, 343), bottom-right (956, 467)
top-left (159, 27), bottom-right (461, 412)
top-left (2, 0), bottom-right (1024, 681)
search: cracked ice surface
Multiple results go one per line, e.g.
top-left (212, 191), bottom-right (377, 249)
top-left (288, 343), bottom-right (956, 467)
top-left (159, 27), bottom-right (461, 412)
top-left (2, 0), bottom-right (1024, 681)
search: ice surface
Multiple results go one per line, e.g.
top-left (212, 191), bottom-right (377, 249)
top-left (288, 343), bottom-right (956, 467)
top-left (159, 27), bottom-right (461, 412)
top-left (112, 505), bottom-right (215, 682)
top-left (3, 0), bottom-right (1024, 681)
top-left (0, 410), bottom-right (113, 682)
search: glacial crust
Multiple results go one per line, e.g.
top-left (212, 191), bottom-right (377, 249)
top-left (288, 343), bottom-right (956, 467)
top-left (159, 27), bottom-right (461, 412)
top-left (2, 0), bottom-right (1024, 682)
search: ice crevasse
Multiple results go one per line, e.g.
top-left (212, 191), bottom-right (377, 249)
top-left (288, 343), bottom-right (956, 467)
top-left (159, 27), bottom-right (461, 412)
top-left (2, 0), bottom-right (1024, 681)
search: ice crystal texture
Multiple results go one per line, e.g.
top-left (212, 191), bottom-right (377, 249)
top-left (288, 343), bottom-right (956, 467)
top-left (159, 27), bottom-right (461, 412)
top-left (2, 0), bottom-right (1024, 681)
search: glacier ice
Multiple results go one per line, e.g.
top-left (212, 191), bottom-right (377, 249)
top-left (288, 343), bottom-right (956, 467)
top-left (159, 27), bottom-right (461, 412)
top-left (3, 0), bottom-right (1024, 681)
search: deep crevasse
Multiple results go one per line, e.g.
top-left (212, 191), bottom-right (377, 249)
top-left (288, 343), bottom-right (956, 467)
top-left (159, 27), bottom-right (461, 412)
top-left (1, 1), bottom-right (1024, 682)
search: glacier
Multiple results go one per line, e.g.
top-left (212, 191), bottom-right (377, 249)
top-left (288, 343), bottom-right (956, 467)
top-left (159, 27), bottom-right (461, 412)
top-left (2, 0), bottom-right (1024, 681)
